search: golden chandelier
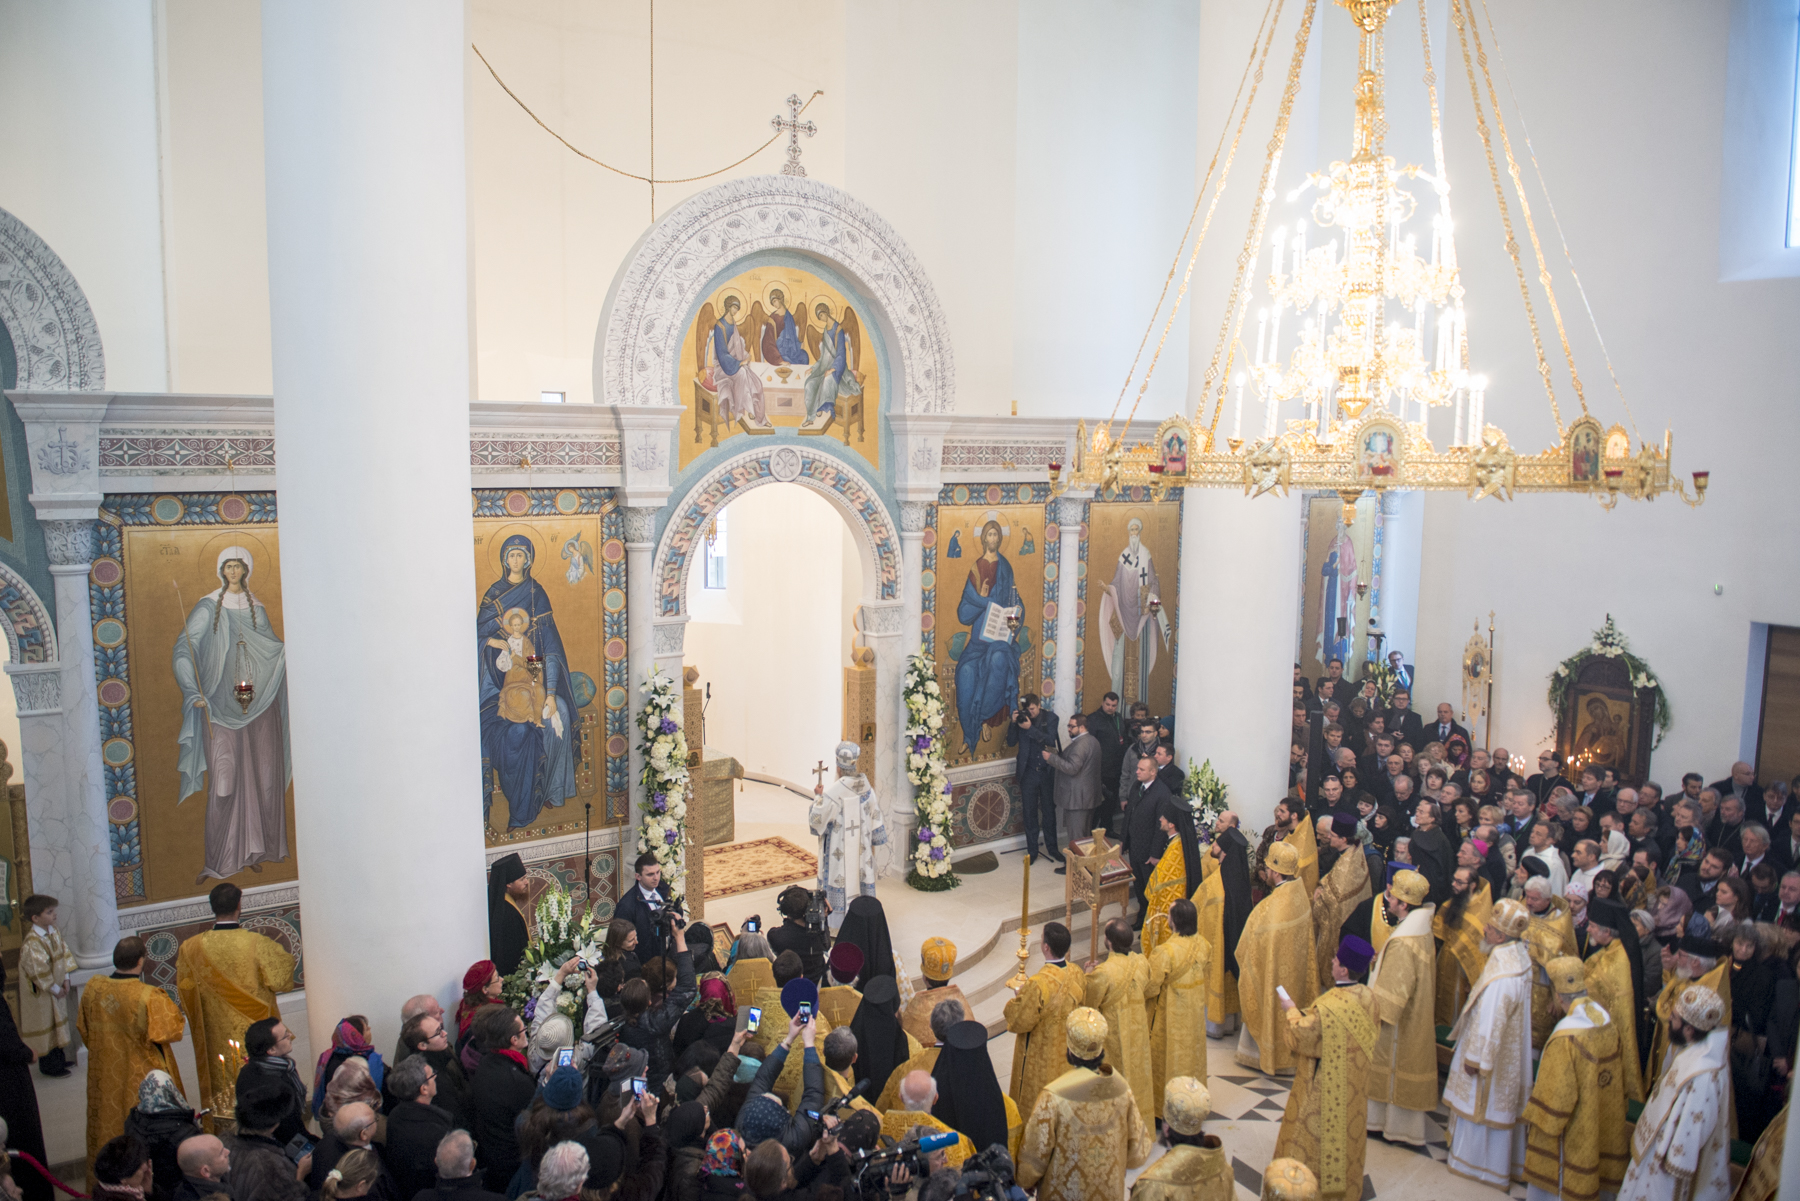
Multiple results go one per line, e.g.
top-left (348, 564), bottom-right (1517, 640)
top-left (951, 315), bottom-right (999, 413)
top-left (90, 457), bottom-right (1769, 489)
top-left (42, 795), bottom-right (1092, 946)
top-left (1050, 0), bottom-right (1706, 521)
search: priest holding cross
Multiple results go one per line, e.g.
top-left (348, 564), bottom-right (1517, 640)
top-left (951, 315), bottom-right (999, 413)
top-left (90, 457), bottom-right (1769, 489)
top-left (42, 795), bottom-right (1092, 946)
top-left (811, 740), bottom-right (890, 926)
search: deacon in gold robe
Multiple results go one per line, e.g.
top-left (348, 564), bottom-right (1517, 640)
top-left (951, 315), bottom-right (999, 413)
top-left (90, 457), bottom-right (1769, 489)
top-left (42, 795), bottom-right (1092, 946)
top-left (1444, 899), bottom-right (1534, 1190)
top-left (1086, 917), bottom-right (1155, 1128)
top-left (818, 942), bottom-right (865, 1029)
top-left (899, 937), bottom-right (968, 1047)
top-left (1433, 866), bottom-right (1493, 1027)
top-left (1283, 801), bottom-right (1321, 895)
top-left (1017, 1007), bottom-right (1153, 1201)
top-left (1002, 920), bottom-right (1088, 1118)
top-left (874, 993), bottom-right (958, 1112)
top-left (1648, 935), bottom-right (1732, 1080)
top-left (1237, 840), bottom-right (1318, 1074)
top-left (1272, 936), bottom-right (1379, 1201)
top-left (76, 936), bottom-right (187, 1165)
top-left (1522, 957), bottom-right (1629, 1201)
top-left (1142, 802), bottom-right (1201, 955)
top-left (175, 883), bottom-right (296, 1127)
top-left (1146, 898), bottom-right (1212, 1116)
top-left (1581, 899), bottom-right (1646, 1103)
top-left (1310, 815), bottom-right (1372, 985)
top-left (1522, 876), bottom-right (1579, 1049)
top-left (1199, 815), bottom-right (1252, 1035)
top-left (1363, 871), bottom-right (1438, 1146)
top-left (1129, 1077), bottom-right (1233, 1201)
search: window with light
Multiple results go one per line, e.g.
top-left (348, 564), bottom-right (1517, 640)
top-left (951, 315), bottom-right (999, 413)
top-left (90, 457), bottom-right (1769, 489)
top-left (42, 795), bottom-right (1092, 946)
top-left (702, 508), bottom-right (727, 590)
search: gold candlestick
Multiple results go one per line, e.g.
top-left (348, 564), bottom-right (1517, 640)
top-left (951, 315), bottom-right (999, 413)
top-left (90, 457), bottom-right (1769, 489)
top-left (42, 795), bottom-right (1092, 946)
top-left (1007, 853), bottom-right (1032, 991)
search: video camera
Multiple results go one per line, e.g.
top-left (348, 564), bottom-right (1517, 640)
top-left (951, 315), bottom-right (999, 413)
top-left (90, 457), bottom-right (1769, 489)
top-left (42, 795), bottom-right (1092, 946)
top-left (804, 887), bottom-right (830, 936)
top-left (845, 1129), bottom-right (960, 1197)
top-left (651, 895), bottom-right (686, 932)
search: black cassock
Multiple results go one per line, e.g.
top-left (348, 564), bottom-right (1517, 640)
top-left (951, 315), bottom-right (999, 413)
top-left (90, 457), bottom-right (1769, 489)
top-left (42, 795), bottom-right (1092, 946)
top-left (487, 852), bottom-right (529, 974)
top-left (0, 958), bottom-right (49, 1201)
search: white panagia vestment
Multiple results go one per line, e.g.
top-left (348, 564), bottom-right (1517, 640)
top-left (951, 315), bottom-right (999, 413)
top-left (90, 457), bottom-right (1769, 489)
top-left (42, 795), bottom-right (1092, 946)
top-left (810, 771), bottom-right (889, 915)
top-left (1444, 938), bottom-right (1533, 1188)
top-left (1617, 1028), bottom-right (1732, 1201)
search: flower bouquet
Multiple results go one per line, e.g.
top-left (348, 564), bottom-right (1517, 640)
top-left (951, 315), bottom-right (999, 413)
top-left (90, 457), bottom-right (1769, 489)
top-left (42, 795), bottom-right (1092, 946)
top-left (903, 645), bottom-right (959, 891)
top-left (637, 666), bottom-right (690, 902)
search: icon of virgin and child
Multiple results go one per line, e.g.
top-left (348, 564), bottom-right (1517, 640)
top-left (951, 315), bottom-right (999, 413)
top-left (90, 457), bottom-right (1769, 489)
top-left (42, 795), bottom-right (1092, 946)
top-left (479, 535), bottom-right (578, 829)
top-left (953, 516), bottom-right (1025, 755)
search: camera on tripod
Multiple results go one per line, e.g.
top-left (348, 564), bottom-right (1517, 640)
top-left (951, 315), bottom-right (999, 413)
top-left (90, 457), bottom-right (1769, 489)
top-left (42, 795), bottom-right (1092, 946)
top-left (651, 896), bottom-right (686, 933)
top-left (804, 887), bottom-right (830, 935)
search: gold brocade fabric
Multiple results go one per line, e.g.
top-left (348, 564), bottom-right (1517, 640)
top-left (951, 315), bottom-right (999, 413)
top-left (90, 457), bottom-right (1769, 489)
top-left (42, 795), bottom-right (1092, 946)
top-left (878, 1109), bottom-right (975, 1168)
top-left (1086, 950), bottom-right (1155, 1127)
top-left (1128, 1142), bottom-right (1234, 1201)
top-left (1142, 841), bottom-right (1189, 955)
top-left (1237, 878), bottom-right (1318, 1074)
top-left (1284, 820), bottom-right (1320, 895)
top-left (1368, 892), bottom-right (1395, 957)
top-left (1274, 984), bottom-right (1378, 1201)
top-left (1432, 881), bottom-right (1493, 1027)
top-left (175, 928), bottom-right (295, 1126)
top-left (75, 976), bottom-right (187, 1163)
top-left (819, 983), bottom-right (862, 1030)
top-left (1581, 941), bottom-right (1644, 1103)
top-left (1016, 1067), bottom-right (1153, 1201)
top-left (1734, 1099), bottom-right (1787, 1201)
top-left (1003, 962), bottom-right (1089, 1118)
top-left (726, 956), bottom-right (776, 1009)
top-left (1367, 914), bottom-right (1439, 1113)
top-left (1522, 1001), bottom-right (1629, 1201)
top-left (1312, 847), bottom-right (1371, 984)
top-left (1197, 856), bottom-right (1241, 1022)
top-left (876, 1044), bottom-right (938, 1113)
top-left (900, 983), bottom-right (969, 1046)
top-left (1147, 932), bottom-right (1212, 1117)
top-left (751, 987), bottom-right (884, 1112)
top-left (1649, 961), bottom-right (1732, 1079)
top-left (18, 926), bottom-right (77, 1053)
top-left (1525, 901), bottom-right (1579, 1049)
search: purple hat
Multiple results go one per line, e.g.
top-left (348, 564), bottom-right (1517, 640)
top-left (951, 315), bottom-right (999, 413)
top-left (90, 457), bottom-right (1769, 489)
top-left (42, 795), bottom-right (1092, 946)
top-left (1335, 934), bottom-right (1375, 977)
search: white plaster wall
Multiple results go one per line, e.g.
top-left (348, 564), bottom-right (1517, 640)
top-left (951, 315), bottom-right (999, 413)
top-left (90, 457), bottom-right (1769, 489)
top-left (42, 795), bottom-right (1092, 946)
top-left (0, 0), bottom-right (170, 390)
top-left (0, 672), bottom-right (19, 788)
top-left (683, 484), bottom-right (859, 786)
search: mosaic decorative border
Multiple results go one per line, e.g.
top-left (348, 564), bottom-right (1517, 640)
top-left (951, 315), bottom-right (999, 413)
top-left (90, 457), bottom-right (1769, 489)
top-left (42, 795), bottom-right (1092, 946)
top-left (470, 437), bottom-right (622, 472)
top-left (472, 489), bottom-right (631, 836)
top-left (946, 775), bottom-right (1024, 849)
top-left (99, 431), bottom-right (277, 474)
top-left (941, 440), bottom-right (1066, 471)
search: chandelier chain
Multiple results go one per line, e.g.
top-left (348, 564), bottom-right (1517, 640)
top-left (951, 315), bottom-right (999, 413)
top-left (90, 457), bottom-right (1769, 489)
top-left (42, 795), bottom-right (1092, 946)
top-left (1205, 0), bottom-right (1322, 436)
top-left (1461, 0), bottom-right (1590, 421)
top-left (1449, 0), bottom-right (1563, 436)
top-left (1474, 0), bottom-right (1638, 445)
top-left (1107, 0), bottom-right (1287, 449)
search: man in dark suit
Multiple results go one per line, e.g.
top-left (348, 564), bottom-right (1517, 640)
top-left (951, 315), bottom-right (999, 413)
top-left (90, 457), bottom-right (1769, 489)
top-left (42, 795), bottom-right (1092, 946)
top-left (1315, 656), bottom-right (1348, 699)
top-left (1152, 742), bottom-right (1185, 797)
top-left (1574, 766), bottom-right (1615, 819)
top-left (1121, 754), bottom-right (1173, 930)
top-left (1385, 689), bottom-right (1425, 751)
top-left (1426, 703), bottom-right (1469, 750)
top-left (1086, 692), bottom-right (1128, 836)
top-left (1384, 650), bottom-right (1414, 695)
top-left (1526, 751), bottom-right (1573, 805)
top-left (1710, 761), bottom-right (1768, 825)
top-left (1007, 694), bottom-right (1063, 864)
top-left (1773, 870), bottom-right (1800, 933)
top-left (1773, 809), bottom-right (1800, 875)
top-left (613, 851), bottom-right (675, 963)
top-left (1044, 712), bottom-right (1102, 867)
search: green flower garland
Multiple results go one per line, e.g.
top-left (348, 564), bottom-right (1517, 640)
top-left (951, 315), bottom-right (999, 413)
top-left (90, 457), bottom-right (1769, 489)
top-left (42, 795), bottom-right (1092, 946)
top-left (1547, 614), bottom-right (1672, 749)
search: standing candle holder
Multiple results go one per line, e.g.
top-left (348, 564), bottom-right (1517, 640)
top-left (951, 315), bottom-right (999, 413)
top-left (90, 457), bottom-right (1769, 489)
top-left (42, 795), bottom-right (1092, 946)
top-left (1007, 853), bottom-right (1032, 992)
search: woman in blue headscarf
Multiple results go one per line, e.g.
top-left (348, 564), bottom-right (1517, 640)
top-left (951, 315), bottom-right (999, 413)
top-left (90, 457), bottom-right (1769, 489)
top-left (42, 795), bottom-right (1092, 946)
top-left (478, 534), bottom-right (577, 828)
top-left (954, 519), bottom-right (1023, 755)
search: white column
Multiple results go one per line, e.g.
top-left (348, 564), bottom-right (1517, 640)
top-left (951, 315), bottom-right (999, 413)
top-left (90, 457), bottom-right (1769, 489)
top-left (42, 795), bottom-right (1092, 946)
top-left (898, 502), bottom-right (929, 660)
top-left (1172, 488), bottom-right (1302, 831)
top-left (1049, 492), bottom-right (1090, 720)
top-left (261, 2), bottom-right (486, 1053)
top-left (622, 506), bottom-right (659, 849)
top-left (859, 601), bottom-right (909, 871)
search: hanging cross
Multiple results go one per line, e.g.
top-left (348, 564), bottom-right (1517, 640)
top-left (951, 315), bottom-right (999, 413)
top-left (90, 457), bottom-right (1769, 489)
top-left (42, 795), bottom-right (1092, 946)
top-left (772, 94), bottom-right (816, 177)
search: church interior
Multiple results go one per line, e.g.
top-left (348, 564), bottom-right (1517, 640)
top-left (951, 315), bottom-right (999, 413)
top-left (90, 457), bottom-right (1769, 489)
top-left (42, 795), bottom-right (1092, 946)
top-left (2, 0), bottom-right (1799, 1197)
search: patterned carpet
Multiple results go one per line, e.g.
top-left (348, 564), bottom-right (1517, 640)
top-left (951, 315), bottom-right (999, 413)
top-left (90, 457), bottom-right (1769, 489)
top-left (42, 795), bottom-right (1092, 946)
top-left (702, 836), bottom-right (817, 900)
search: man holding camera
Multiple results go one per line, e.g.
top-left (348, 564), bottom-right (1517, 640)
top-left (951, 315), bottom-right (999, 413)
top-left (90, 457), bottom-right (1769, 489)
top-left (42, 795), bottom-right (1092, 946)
top-left (769, 885), bottom-right (830, 984)
top-left (1006, 694), bottom-right (1063, 865)
top-left (614, 852), bottom-right (678, 964)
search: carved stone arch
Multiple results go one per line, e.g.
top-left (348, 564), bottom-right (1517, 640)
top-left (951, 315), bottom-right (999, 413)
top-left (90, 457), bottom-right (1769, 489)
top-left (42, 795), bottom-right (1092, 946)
top-left (653, 444), bottom-right (901, 619)
top-left (596, 175), bottom-right (954, 415)
top-left (0, 560), bottom-right (56, 668)
top-left (0, 205), bottom-right (105, 390)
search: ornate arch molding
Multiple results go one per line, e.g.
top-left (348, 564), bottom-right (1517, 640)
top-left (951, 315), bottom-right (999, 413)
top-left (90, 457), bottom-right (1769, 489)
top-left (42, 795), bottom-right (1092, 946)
top-left (597, 175), bottom-right (954, 415)
top-left (654, 444), bottom-right (901, 618)
top-left (0, 206), bottom-right (105, 390)
top-left (0, 559), bottom-right (55, 667)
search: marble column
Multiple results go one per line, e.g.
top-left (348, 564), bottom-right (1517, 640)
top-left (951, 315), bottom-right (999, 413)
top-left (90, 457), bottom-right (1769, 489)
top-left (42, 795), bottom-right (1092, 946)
top-left (898, 502), bottom-right (929, 660)
top-left (622, 506), bottom-right (659, 851)
top-left (1049, 492), bottom-right (1091, 722)
top-left (261, 2), bottom-right (487, 1052)
top-left (860, 601), bottom-right (909, 872)
top-left (1172, 487), bottom-right (1302, 831)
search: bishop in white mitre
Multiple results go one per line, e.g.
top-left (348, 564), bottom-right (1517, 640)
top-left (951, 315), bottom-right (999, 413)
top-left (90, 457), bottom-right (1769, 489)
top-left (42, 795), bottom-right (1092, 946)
top-left (810, 740), bottom-right (889, 921)
top-left (1444, 897), bottom-right (1535, 1190)
top-left (1618, 982), bottom-right (1733, 1201)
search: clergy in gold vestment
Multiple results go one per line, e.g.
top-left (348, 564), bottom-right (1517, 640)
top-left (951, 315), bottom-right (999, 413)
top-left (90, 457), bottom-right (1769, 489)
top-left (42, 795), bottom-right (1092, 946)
top-left (1364, 872), bottom-right (1438, 1146)
top-left (1017, 1007), bottom-right (1153, 1201)
top-left (875, 992), bottom-right (958, 1112)
top-left (1236, 841), bottom-right (1318, 1074)
top-left (1581, 907), bottom-right (1645, 1104)
top-left (175, 885), bottom-right (296, 1127)
top-left (1283, 805), bottom-right (1321, 895)
top-left (1444, 900), bottom-right (1535, 1190)
top-left (1648, 936), bottom-right (1732, 1079)
top-left (1146, 899), bottom-right (1212, 1117)
top-left (1130, 1077), bottom-right (1234, 1201)
top-left (1310, 816), bottom-right (1371, 985)
top-left (1522, 957), bottom-right (1629, 1201)
top-left (1434, 866), bottom-right (1493, 1027)
top-left (1002, 921), bottom-right (1088, 1119)
top-left (1522, 878), bottom-right (1579, 1049)
top-left (1272, 936), bottom-right (1379, 1201)
top-left (1085, 918), bottom-right (1156, 1127)
top-left (76, 937), bottom-right (187, 1164)
top-left (1200, 818), bottom-right (1252, 1031)
top-left (900, 937), bottom-right (968, 1045)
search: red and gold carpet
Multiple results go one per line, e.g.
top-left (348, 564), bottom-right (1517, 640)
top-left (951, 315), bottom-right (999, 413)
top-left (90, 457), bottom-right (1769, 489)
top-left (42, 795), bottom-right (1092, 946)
top-left (702, 836), bottom-right (817, 900)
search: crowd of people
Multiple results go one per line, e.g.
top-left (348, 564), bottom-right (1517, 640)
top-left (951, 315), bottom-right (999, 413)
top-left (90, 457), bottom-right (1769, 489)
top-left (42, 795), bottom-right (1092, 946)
top-left (0, 665), bottom-right (1793, 1201)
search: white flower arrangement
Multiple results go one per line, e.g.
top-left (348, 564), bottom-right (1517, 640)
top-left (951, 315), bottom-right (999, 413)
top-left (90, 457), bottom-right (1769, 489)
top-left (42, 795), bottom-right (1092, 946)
top-left (1183, 758), bottom-right (1230, 836)
top-left (636, 665), bottom-right (690, 902)
top-left (498, 885), bottom-right (603, 1027)
top-left (903, 646), bottom-right (959, 890)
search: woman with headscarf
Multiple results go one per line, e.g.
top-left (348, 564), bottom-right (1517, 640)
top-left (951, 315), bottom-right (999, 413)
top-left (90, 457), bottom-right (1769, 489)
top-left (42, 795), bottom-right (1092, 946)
top-left (699, 1130), bottom-right (747, 1198)
top-left (673, 978), bottom-right (737, 1060)
top-left (1369, 803), bottom-right (1406, 857)
top-left (122, 1070), bottom-right (200, 1201)
top-left (687, 921), bottom-right (725, 979)
top-left (930, 1020), bottom-right (1016, 1160)
top-left (488, 852), bottom-right (530, 975)
top-left (1653, 886), bottom-right (1694, 943)
top-left (834, 896), bottom-right (910, 1000)
top-left (848, 975), bottom-right (911, 1094)
top-left (455, 961), bottom-right (505, 1043)
top-left (312, 1017), bottom-right (383, 1119)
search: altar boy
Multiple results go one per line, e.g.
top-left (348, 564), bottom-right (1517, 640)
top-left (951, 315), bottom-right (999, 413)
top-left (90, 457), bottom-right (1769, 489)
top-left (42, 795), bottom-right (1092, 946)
top-left (20, 895), bottom-right (78, 1076)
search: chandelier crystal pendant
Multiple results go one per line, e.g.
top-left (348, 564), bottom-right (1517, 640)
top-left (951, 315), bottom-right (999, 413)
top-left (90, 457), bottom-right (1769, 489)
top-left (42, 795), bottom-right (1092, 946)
top-left (1050, 0), bottom-right (1705, 513)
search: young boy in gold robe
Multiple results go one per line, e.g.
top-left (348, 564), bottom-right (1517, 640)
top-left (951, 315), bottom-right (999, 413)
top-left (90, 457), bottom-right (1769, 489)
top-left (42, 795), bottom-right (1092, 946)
top-left (18, 895), bottom-right (77, 1077)
top-left (1522, 956), bottom-right (1629, 1201)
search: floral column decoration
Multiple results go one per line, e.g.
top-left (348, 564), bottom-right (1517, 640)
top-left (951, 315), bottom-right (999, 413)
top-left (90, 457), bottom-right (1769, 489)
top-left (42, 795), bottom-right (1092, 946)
top-left (903, 646), bottom-right (958, 891)
top-left (637, 666), bottom-right (690, 902)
